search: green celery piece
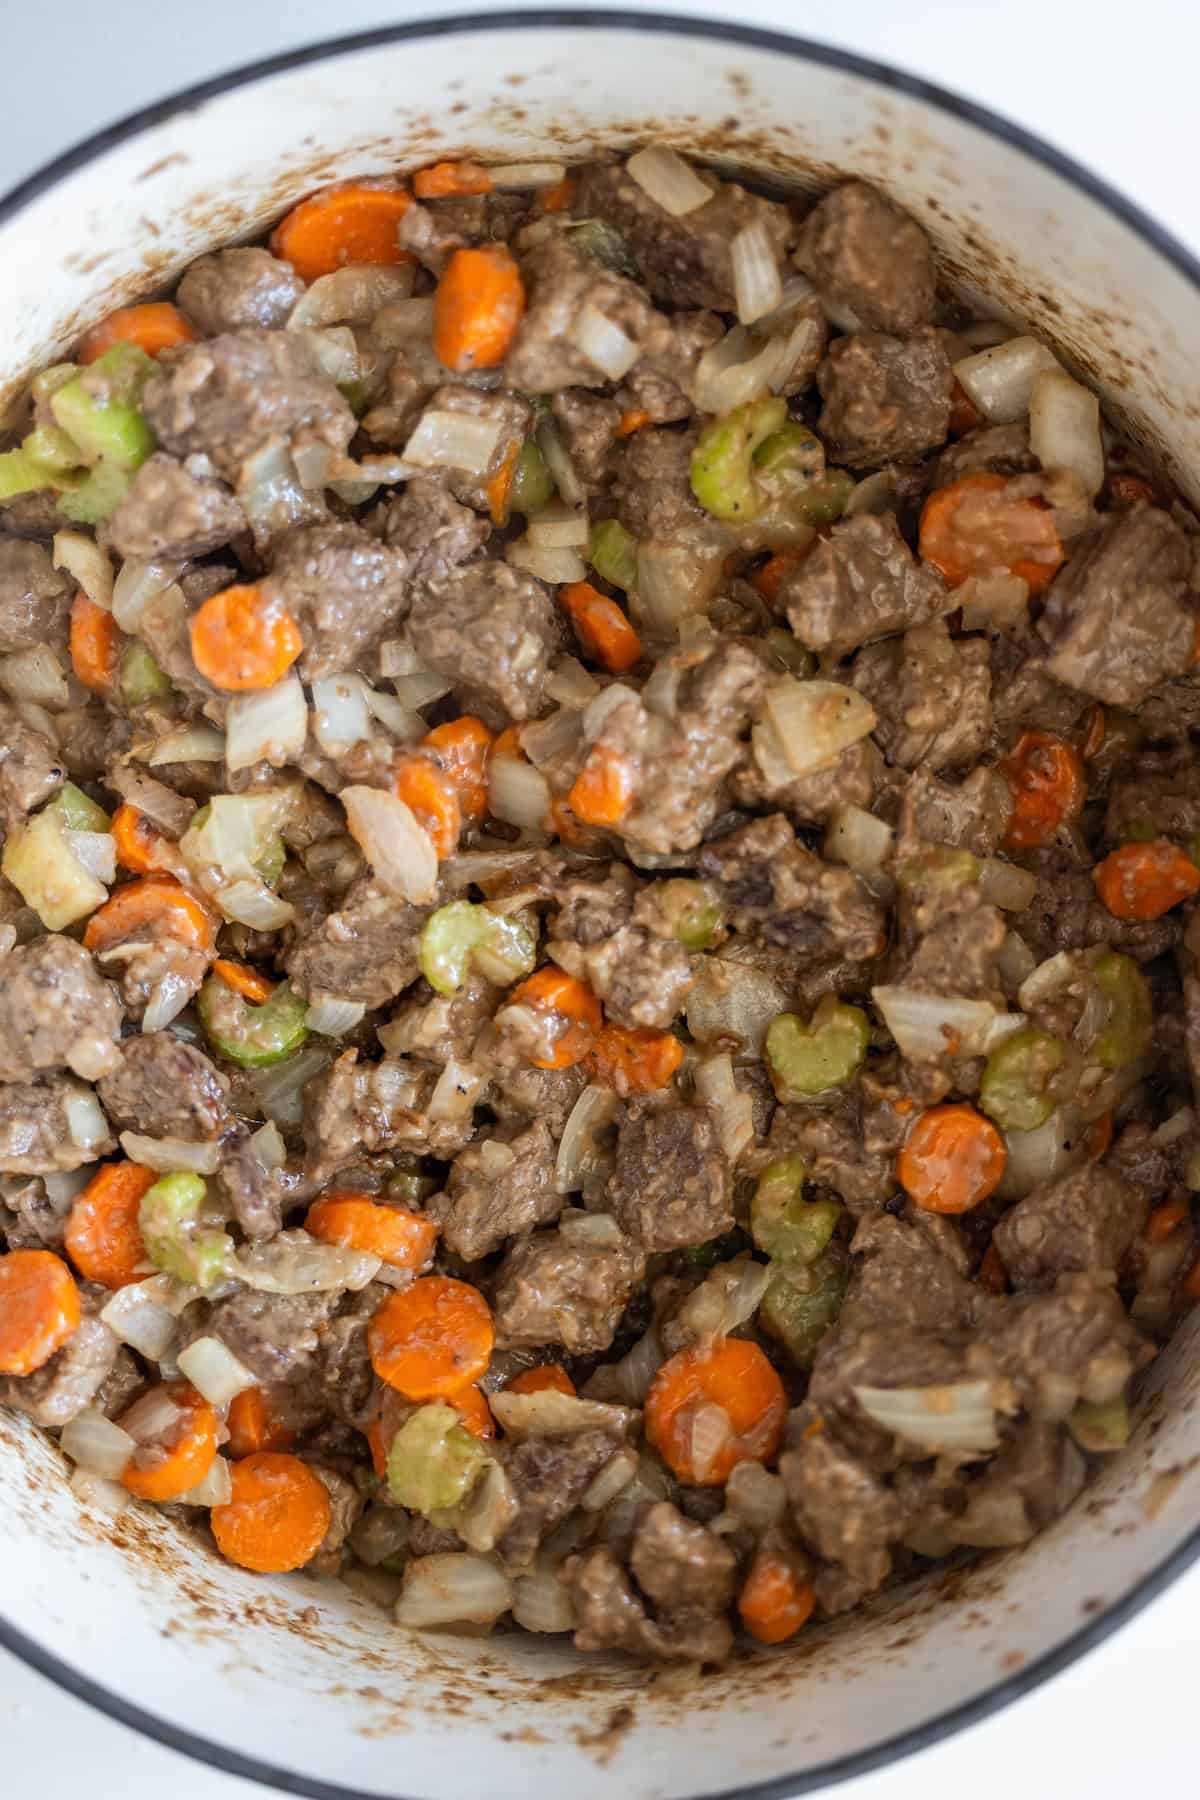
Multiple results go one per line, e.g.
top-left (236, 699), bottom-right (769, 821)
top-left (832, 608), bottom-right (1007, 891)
top-left (196, 974), bottom-right (308, 1069)
top-left (418, 900), bottom-right (535, 996)
top-left (895, 845), bottom-right (981, 896)
top-left (338, 378), bottom-right (371, 419)
top-left (979, 1026), bottom-right (1068, 1133)
top-left (387, 1169), bottom-right (439, 1205)
top-left (22, 425), bottom-right (84, 475)
top-left (751, 1156), bottom-right (841, 1265)
top-left (139, 1171), bottom-right (230, 1289)
top-left (50, 345), bottom-right (156, 472)
top-left (44, 782), bottom-right (111, 834)
top-left (789, 469), bottom-right (857, 528)
top-left (120, 640), bottom-right (174, 705)
top-left (58, 462), bottom-right (132, 525)
top-left (1068, 1394), bottom-right (1130, 1453)
top-left (760, 1245), bottom-right (849, 1369)
top-left (589, 517), bottom-right (639, 593)
top-left (567, 219), bottom-right (639, 278)
top-left (690, 397), bottom-right (787, 523)
top-left (0, 448), bottom-right (57, 502)
top-left (385, 1403), bottom-right (489, 1513)
top-left (509, 439), bottom-right (555, 516)
top-left (1092, 952), bottom-right (1153, 1070)
top-left (762, 628), bottom-right (816, 678)
top-left (765, 996), bottom-right (869, 1101)
top-left (31, 362), bottom-right (80, 404)
top-left (654, 877), bottom-right (724, 952)
top-left (753, 421), bottom-right (824, 479)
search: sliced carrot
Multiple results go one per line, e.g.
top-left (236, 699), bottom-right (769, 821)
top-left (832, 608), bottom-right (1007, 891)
top-left (413, 159), bottom-right (493, 200)
top-left (394, 755), bottom-right (462, 860)
top-left (449, 1382), bottom-right (496, 1441)
top-left (560, 581), bottom-right (642, 675)
top-left (0, 1250), bottom-right (80, 1375)
top-left (539, 174), bottom-right (578, 214)
top-left (486, 437), bottom-right (521, 526)
top-left (1147, 1197), bottom-right (1190, 1243)
top-left (492, 725), bottom-right (523, 760)
top-left (549, 795), bottom-right (591, 849)
top-left (213, 958), bottom-right (276, 1005)
top-left (1108, 472), bottom-right (1156, 506)
top-left (589, 1022), bottom-right (683, 1094)
top-left (366, 1413), bottom-right (391, 1479)
top-left (111, 803), bottom-right (179, 877)
top-left (898, 1104), bottom-right (1007, 1215)
top-left (999, 730), bottom-right (1087, 851)
top-left (84, 876), bottom-right (215, 954)
top-left (227, 1388), bottom-right (295, 1459)
top-left (505, 1364), bottom-right (576, 1398)
top-left (64, 1161), bottom-right (155, 1289)
top-left (79, 302), bottom-right (196, 364)
top-left (947, 379), bottom-right (984, 437)
top-left (507, 966), bottom-right (602, 1070)
top-left (119, 1382), bottom-right (218, 1502)
top-left (750, 550), bottom-right (807, 605)
top-left (1094, 840), bottom-right (1200, 922)
top-left (424, 715), bottom-right (495, 825)
top-left (738, 1545), bottom-right (815, 1644)
top-left (1083, 1111), bottom-right (1114, 1162)
top-left (271, 184), bottom-right (413, 283)
top-left (190, 583), bottom-right (303, 692)
top-left (645, 1339), bottom-right (787, 1487)
top-left (70, 593), bottom-right (122, 693)
top-left (211, 1451), bottom-right (332, 1572)
top-left (977, 1241), bottom-right (1009, 1295)
top-left (368, 1275), bottom-right (494, 1402)
top-left (433, 245), bottom-right (525, 373)
top-left (305, 1194), bottom-right (439, 1271)
top-left (569, 744), bottom-right (636, 828)
top-left (615, 407), bottom-right (651, 438)
top-left (919, 471), bottom-right (1064, 593)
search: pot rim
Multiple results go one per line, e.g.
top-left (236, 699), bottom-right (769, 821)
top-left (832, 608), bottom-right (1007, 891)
top-left (2, 10), bottom-right (1198, 1797)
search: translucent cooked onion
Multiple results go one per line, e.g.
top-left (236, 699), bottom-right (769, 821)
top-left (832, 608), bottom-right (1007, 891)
top-left (573, 304), bottom-right (640, 379)
top-left (979, 857), bottom-right (1038, 912)
top-left (119, 1132), bottom-right (221, 1175)
top-left (53, 529), bottom-right (114, 610)
top-left (176, 1335), bottom-right (256, 1409)
top-left (693, 1052), bottom-right (755, 1162)
top-left (635, 535), bottom-right (727, 635)
top-left (99, 1281), bottom-right (178, 1360)
top-left (252, 1044), bottom-right (334, 1128)
top-left (111, 561), bottom-right (181, 633)
top-left (216, 879), bottom-right (295, 930)
top-left (505, 537), bottom-right (588, 584)
top-left (487, 754), bottom-right (550, 832)
top-left (545, 656), bottom-right (600, 708)
top-left (225, 676), bottom-right (308, 773)
top-left (521, 706), bottom-right (583, 771)
top-left (395, 1552), bottom-right (512, 1629)
top-left (1017, 950), bottom-right (1077, 1011)
top-left (997, 930), bottom-right (1038, 995)
top-left (428, 1058), bottom-right (489, 1122)
top-left (237, 439), bottom-right (319, 540)
top-left (392, 669), bottom-right (453, 711)
top-left (626, 145), bottom-right (712, 216)
top-left (731, 219), bottom-right (784, 325)
top-left (607, 1326), bottom-right (666, 1406)
top-left (825, 805), bottom-right (894, 877)
top-left (0, 646), bottom-right (71, 709)
top-left (489, 1390), bottom-right (637, 1441)
top-left (372, 297), bottom-right (437, 347)
top-left (68, 1469), bottom-right (131, 1516)
top-left (855, 1381), bottom-right (999, 1454)
top-left (719, 1462), bottom-right (787, 1535)
top-left (234, 1229), bottom-right (380, 1294)
top-left (997, 1106), bottom-right (1085, 1200)
top-left (1029, 368), bottom-right (1105, 498)
top-left (60, 1409), bottom-right (137, 1479)
top-left (763, 678), bottom-right (876, 777)
top-left (556, 1083), bottom-right (621, 1194)
top-left (364, 687), bottom-right (425, 740)
top-left (673, 1257), bottom-right (772, 1349)
top-left (690, 324), bottom-right (797, 414)
top-left (64, 1085), bottom-right (110, 1150)
top-left (287, 262), bottom-right (415, 330)
top-left (953, 336), bottom-right (1060, 424)
top-left (65, 829), bottom-right (117, 885)
top-left (402, 408), bottom-right (503, 475)
top-left (558, 1209), bottom-right (623, 1247)
top-left (489, 161), bottom-right (567, 190)
top-left (304, 996), bottom-right (367, 1036)
top-left (535, 415), bottom-right (584, 506)
top-left (251, 1120), bottom-right (286, 1169)
top-left (581, 1448), bottom-right (638, 1512)
top-left (686, 958), bottom-right (789, 1057)
top-left (175, 1457), bottom-right (234, 1508)
top-left (872, 987), bottom-right (1014, 1062)
top-left (511, 1560), bottom-right (576, 1634)
top-left (148, 724), bottom-right (226, 765)
top-left (141, 971), bottom-right (194, 1034)
top-left (526, 501), bottom-right (591, 550)
top-left (311, 673), bottom-right (371, 754)
top-left (689, 1402), bottom-right (733, 1483)
top-left (292, 325), bottom-right (359, 384)
top-left (342, 785), bottom-right (438, 904)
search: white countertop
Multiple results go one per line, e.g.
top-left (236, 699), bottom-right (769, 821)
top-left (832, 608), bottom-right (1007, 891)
top-left (2, 0), bottom-right (1198, 1794)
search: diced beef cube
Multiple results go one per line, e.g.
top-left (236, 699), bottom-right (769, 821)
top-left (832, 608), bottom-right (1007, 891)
top-left (497, 1429), bottom-right (625, 1568)
top-left (611, 426), bottom-right (705, 540)
top-left (0, 1076), bottom-right (115, 1173)
top-left (285, 878), bottom-right (429, 1009)
top-left (430, 1120), bottom-right (561, 1261)
top-left (617, 309), bottom-right (729, 422)
top-left (216, 1129), bottom-right (285, 1243)
top-left (805, 1327), bottom-right (977, 1467)
top-left (780, 511), bottom-right (951, 657)
top-left (1105, 751), bottom-right (1200, 845)
top-left (565, 1501), bottom-right (736, 1663)
top-left (505, 233), bottom-right (673, 393)
top-left (733, 736), bottom-right (882, 827)
top-left (177, 247), bottom-right (306, 334)
top-left (479, 1031), bottom-right (589, 1133)
top-left (316, 1283), bottom-right (390, 1431)
top-left (766, 1101), bottom-right (895, 1215)
top-left (989, 643), bottom-right (1093, 744)
top-left (840, 1213), bottom-right (979, 1333)
top-left (1039, 507), bottom-right (1194, 704)
top-left (368, 477), bottom-right (489, 587)
top-left (263, 519), bottom-right (411, 681)
top-left (0, 537), bottom-right (72, 652)
top-left (1021, 862), bottom-right (1180, 964)
top-left (0, 1305), bottom-right (120, 1427)
top-left (547, 870), bottom-right (694, 1032)
top-left (397, 193), bottom-right (529, 275)
top-left (795, 183), bottom-right (937, 335)
top-left (300, 1051), bottom-right (475, 1187)
top-left (97, 1034), bottom-right (230, 1141)
top-left (983, 1272), bottom-right (1150, 1413)
top-left (781, 1427), bottom-right (904, 1597)
top-left (493, 1224), bottom-right (645, 1353)
top-left (854, 623), bottom-right (991, 772)
top-left (933, 421), bottom-right (1037, 489)
top-left (0, 1177), bottom-right (69, 1250)
top-left (816, 329), bottom-right (953, 467)
top-left (697, 814), bottom-right (887, 965)
top-left (899, 767), bottom-right (1014, 857)
top-left (950, 1420), bottom-right (1085, 1548)
top-left (609, 1104), bottom-right (731, 1252)
top-left (551, 390), bottom-right (622, 489)
top-left (415, 385), bottom-right (534, 516)
top-left (0, 489), bottom-right (70, 540)
top-left (0, 701), bottom-right (64, 827)
top-left (408, 560), bottom-right (558, 729)
top-left (383, 970), bottom-right (497, 1067)
top-left (892, 858), bottom-right (1005, 1001)
top-left (107, 453), bottom-right (246, 561)
top-left (0, 937), bottom-right (122, 1083)
top-left (310, 1464), bottom-right (365, 1573)
top-left (360, 339), bottom-right (444, 448)
top-left (182, 1288), bottom-right (340, 1387)
top-left (992, 1166), bottom-right (1149, 1290)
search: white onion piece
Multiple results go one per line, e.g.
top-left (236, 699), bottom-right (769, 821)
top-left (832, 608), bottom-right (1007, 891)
top-left (342, 786), bottom-right (438, 903)
top-left (635, 536), bottom-right (727, 634)
top-left (573, 304), bottom-right (640, 379)
top-left (526, 500), bottom-right (591, 549)
top-left (673, 1257), bottom-right (772, 1349)
top-left (1153, 1105), bottom-right (1195, 1147)
top-left (234, 1229), bottom-right (380, 1294)
top-left (1029, 368), bottom-right (1105, 498)
top-left (60, 1409), bottom-right (137, 1479)
top-left (371, 297), bottom-right (437, 347)
top-left (225, 676), bottom-right (307, 773)
top-left (64, 1085), bottom-right (110, 1150)
top-left (69, 1468), bottom-right (131, 1516)
top-left (545, 656), bottom-right (600, 708)
top-left (689, 1402), bottom-right (734, 1484)
top-left (41, 1167), bottom-right (90, 1209)
top-left (176, 1336), bottom-right (257, 1409)
top-left (292, 325), bottom-right (359, 384)
top-left (216, 878), bottom-right (295, 930)
top-left (0, 647), bottom-right (71, 709)
top-left (237, 439), bottom-right (318, 539)
top-left (608, 1327), bottom-right (666, 1406)
top-left (997, 930), bottom-right (1038, 995)
top-left (428, 1058), bottom-right (489, 1122)
top-left (148, 724), bottom-right (226, 765)
top-left (487, 755), bottom-right (550, 831)
top-left (511, 1560), bottom-right (576, 1634)
top-left (581, 1448), bottom-right (638, 1513)
top-left (582, 681), bottom-right (640, 742)
top-left (396, 1553), bottom-right (512, 1629)
top-left (1017, 950), bottom-right (1077, 1011)
top-left (391, 670), bottom-right (452, 713)
top-left (979, 857), bottom-right (1038, 912)
top-left (53, 530), bottom-right (114, 610)
top-left (64, 829), bottom-right (117, 885)
top-left (311, 673), bottom-right (372, 755)
top-left (100, 1282), bottom-right (178, 1361)
top-left (997, 1107), bottom-right (1085, 1200)
top-left (555, 1083), bottom-right (621, 1194)
top-left (287, 262), bottom-right (415, 330)
top-left (252, 1044), bottom-right (334, 1129)
top-left (685, 959), bottom-right (788, 1056)
top-left (505, 537), bottom-right (588, 584)
top-left (119, 1132), bottom-right (221, 1175)
top-left (719, 1463), bottom-right (787, 1535)
top-left (693, 1052), bottom-right (755, 1162)
top-left (251, 1120), bottom-right (286, 1169)
top-left (111, 560), bottom-right (181, 632)
top-left (855, 1382), bottom-right (999, 1454)
top-left (626, 145), bottom-right (712, 216)
top-left (953, 336), bottom-right (1060, 423)
top-left (872, 987), bottom-right (1010, 1061)
top-left (489, 1390), bottom-right (637, 1440)
top-left (141, 971), bottom-right (193, 1035)
top-left (402, 409), bottom-right (502, 475)
top-left (304, 995), bottom-right (367, 1036)
top-left (364, 687), bottom-right (425, 740)
top-left (521, 706), bottom-right (582, 771)
top-left (535, 415), bottom-right (584, 506)
top-left (558, 1209), bottom-right (624, 1248)
top-left (489, 161), bottom-right (567, 190)
top-left (731, 219), bottom-right (784, 325)
top-left (175, 1457), bottom-right (234, 1508)
top-left (825, 805), bottom-right (894, 876)
top-left (763, 678), bottom-right (876, 777)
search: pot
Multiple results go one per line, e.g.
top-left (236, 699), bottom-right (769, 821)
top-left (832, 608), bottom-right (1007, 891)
top-left (1, 14), bottom-right (1198, 1799)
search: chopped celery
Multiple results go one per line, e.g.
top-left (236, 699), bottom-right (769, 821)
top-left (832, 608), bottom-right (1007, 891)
top-left (50, 345), bottom-right (155, 472)
top-left (760, 1245), bottom-right (848, 1368)
top-left (57, 462), bottom-right (132, 525)
top-left (1, 810), bottom-right (107, 930)
top-left (120, 640), bottom-right (174, 705)
top-left (765, 996), bottom-right (869, 1101)
top-left (751, 1156), bottom-right (841, 1265)
top-left (979, 1026), bottom-right (1068, 1133)
top-left (753, 421), bottom-right (824, 480)
top-left (385, 1402), bottom-right (489, 1513)
top-left (139, 1172), bottom-right (231, 1290)
top-left (0, 447), bottom-right (57, 502)
top-left (567, 218), bottom-right (639, 278)
top-left (1068, 1394), bottom-right (1130, 1454)
top-left (31, 362), bottom-right (79, 404)
top-left (387, 1169), bottom-right (439, 1205)
top-left (654, 878), bottom-right (725, 952)
top-left (419, 900), bottom-right (536, 996)
top-left (23, 425), bottom-right (84, 475)
top-left (690, 397), bottom-right (787, 523)
top-left (509, 439), bottom-right (555, 515)
top-left (197, 975), bottom-right (309, 1069)
top-left (1092, 952), bottom-right (1153, 1070)
top-left (338, 378), bottom-right (371, 419)
top-left (589, 517), bottom-right (640, 592)
top-left (895, 846), bottom-right (981, 896)
top-left (44, 782), bottom-right (111, 834)
top-left (788, 469), bottom-right (857, 528)
top-left (762, 627), bottom-right (816, 678)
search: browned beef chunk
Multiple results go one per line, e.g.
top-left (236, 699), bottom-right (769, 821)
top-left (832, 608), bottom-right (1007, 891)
top-left (0, 701), bottom-right (64, 826)
top-left (983, 1272), bottom-right (1150, 1413)
top-left (766, 1102), bottom-right (895, 1215)
top-left (611, 425), bottom-right (706, 540)
top-left (734, 737), bottom-right (882, 827)
top-left (781, 1427), bottom-right (904, 1599)
top-left (950, 1420), bottom-right (1085, 1548)
top-left (493, 1224), bottom-right (645, 1352)
top-left (899, 767), bottom-right (1014, 856)
top-left (617, 309), bottom-right (729, 421)
top-left (0, 1177), bottom-right (69, 1250)
top-left (795, 183), bottom-right (937, 335)
top-left (94, 1347), bottom-right (144, 1420)
top-left (93, 916), bottom-right (212, 1025)
top-left (0, 1076), bottom-right (115, 1173)
top-left (610, 1104), bottom-right (731, 1251)
top-left (578, 163), bottom-right (793, 312)
top-left (382, 970), bottom-right (497, 1066)
top-left (0, 937), bottom-right (122, 1082)
top-left (177, 247), bottom-right (306, 334)
top-left (360, 338), bottom-right (444, 447)
top-left (992, 1166), bottom-right (1149, 1290)
top-left (183, 1288), bottom-right (340, 1386)
top-left (816, 329), bottom-right (952, 467)
top-left (547, 870), bottom-right (694, 1031)
top-left (505, 233), bottom-right (673, 392)
top-left (566, 1501), bottom-right (736, 1663)
top-left (285, 878), bottom-right (428, 1009)
top-left (310, 1464), bottom-right (365, 1573)
top-left (1105, 751), bottom-right (1200, 845)
top-left (0, 489), bottom-right (70, 539)
top-left (806, 1327), bottom-right (978, 1468)
top-left (478, 1030), bottom-right (588, 1133)
top-left (98, 1034), bottom-right (229, 1141)
top-left (780, 511), bottom-right (951, 657)
top-left (368, 477), bottom-right (489, 586)
top-left (107, 454), bottom-right (246, 561)
top-left (855, 623), bottom-right (991, 772)
top-left (933, 421), bottom-right (1037, 488)
top-left (430, 1120), bottom-right (561, 1261)
top-left (0, 537), bottom-right (72, 652)
top-left (697, 815), bottom-right (887, 965)
top-left (263, 520), bottom-right (411, 681)
top-left (551, 390), bottom-right (621, 489)
top-left (396, 192), bottom-right (529, 275)
top-left (301, 1051), bottom-right (475, 1186)
top-left (1039, 507), bottom-right (1193, 704)
top-left (0, 1307), bottom-right (120, 1427)
top-left (141, 329), bottom-right (356, 480)
top-left (216, 1129), bottom-right (285, 1242)
top-left (497, 1429), bottom-right (625, 1568)
top-left (316, 1284), bottom-right (389, 1431)
top-left (416, 385), bottom-right (534, 515)
top-left (840, 1213), bottom-right (979, 1333)
top-left (408, 560), bottom-right (558, 729)
top-left (1021, 862), bottom-right (1179, 964)
top-left (893, 863), bottom-right (1005, 1001)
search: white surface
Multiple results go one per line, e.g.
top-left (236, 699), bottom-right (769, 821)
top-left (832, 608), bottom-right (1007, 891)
top-left (2, 0), bottom-right (1198, 1795)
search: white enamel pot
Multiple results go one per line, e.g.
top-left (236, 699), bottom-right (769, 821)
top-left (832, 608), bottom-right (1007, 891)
top-left (2, 13), bottom-right (1199, 1799)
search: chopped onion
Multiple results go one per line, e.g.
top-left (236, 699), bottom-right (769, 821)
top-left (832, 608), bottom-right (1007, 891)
top-left (402, 408), bottom-right (502, 474)
top-left (693, 1052), bottom-right (755, 1162)
top-left (953, 336), bottom-right (1061, 424)
top-left (111, 560), bottom-right (181, 633)
top-left (371, 297), bottom-right (437, 346)
top-left (997, 1106), bottom-right (1085, 1200)
top-left (558, 1209), bottom-right (623, 1248)
top-left (526, 500), bottom-right (591, 550)
top-left (395, 1552), bottom-right (512, 1629)
top-left (237, 439), bottom-right (321, 543)
top-left (490, 161), bottom-right (567, 190)
top-left (511, 1560), bottom-right (575, 1634)
top-left (443, 848), bottom-right (541, 890)
top-left (686, 958), bottom-right (788, 1056)
top-left (855, 1381), bottom-right (999, 1454)
top-left (389, 670), bottom-right (450, 715)
top-left (311, 673), bottom-right (372, 756)
top-left (176, 1336), bottom-right (256, 1409)
top-left (119, 1131), bottom-right (221, 1175)
top-left (690, 323), bottom-right (797, 415)
top-left (505, 537), bottom-right (588, 584)
top-left (872, 987), bottom-right (1014, 1061)
top-left (626, 145), bottom-right (712, 216)
top-left (428, 1058), bottom-right (489, 1122)
top-left (304, 995), bottom-right (367, 1036)
top-left (64, 829), bottom-right (117, 885)
top-left (581, 1447), bottom-right (638, 1513)
top-left (489, 1389), bottom-right (637, 1440)
top-left (487, 755), bottom-right (550, 832)
top-left (1154, 1105), bottom-right (1195, 1147)
top-left (225, 676), bottom-right (307, 773)
top-left (292, 325), bottom-right (359, 384)
top-left (251, 1120), bottom-right (286, 1170)
top-left (53, 529), bottom-right (114, 610)
top-left (979, 857), bottom-right (1038, 912)
top-left (719, 1462), bottom-right (787, 1535)
top-left (100, 1281), bottom-right (179, 1360)
top-left (555, 1083), bottom-right (621, 1194)
top-left (844, 470), bottom-right (900, 519)
top-left (545, 656), bottom-right (600, 708)
top-left (42, 1167), bottom-right (91, 1209)
top-left (582, 681), bottom-right (640, 742)
top-left (0, 646), bottom-right (71, 709)
top-left (60, 1409), bottom-right (136, 1479)
top-left (948, 1488), bottom-right (1031, 1549)
top-left (958, 570), bottom-right (1031, 633)
top-left (521, 707), bottom-right (583, 771)
top-left (252, 1044), bottom-right (334, 1129)
top-left (673, 1257), bottom-right (771, 1349)
top-left (689, 1402), bottom-right (734, 1484)
top-left (365, 687), bottom-right (425, 740)
top-left (287, 263), bottom-right (415, 330)
top-left (607, 1327), bottom-right (665, 1406)
top-left (997, 929), bottom-right (1038, 995)
top-left (341, 785), bottom-right (438, 903)
top-left (731, 220), bottom-right (784, 326)
top-left (215, 879), bottom-right (294, 930)
top-left (1029, 368), bottom-right (1104, 497)
top-left (573, 304), bottom-right (640, 380)
top-left (825, 805), bottom-right (894, 877)
top-left (234, 1228), bottom-right (380, 1294)
top-left (148, 724), bottom-right (226, 765)
top-left (763, 678), bottom-right (876, 777)
top-left (635, 535), bottom-right (728, 635)
top-left (175, 1457), bottom-right (234, 1508)
top-left (1017, 950), bottom-right (1077, 1011)
top-left (535, 415), bottom-right (584, 506)
top-left (141, 971), bottom-right (193, 1035)
top-left (64, 1085), bottom-right (110, 1150)
top-left (69, 1468), bottom-right (131, 1516)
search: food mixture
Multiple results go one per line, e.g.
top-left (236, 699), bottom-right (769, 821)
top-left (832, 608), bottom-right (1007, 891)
top-left (0, 147), bottom-right (1197, 1661)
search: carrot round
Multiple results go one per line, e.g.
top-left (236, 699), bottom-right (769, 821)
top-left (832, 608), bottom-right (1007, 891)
top-left (505, 1364), bottom-right (576, 1398)
top-left (271, 183), bottom-right (413, 283)
top-left (84, 876), bottom-right (215, 955)
top-left (1094, 840), bottom-right (1200, 921)
top-left (211, 1451), bottom-right (332, 1572)
top-left (977, 1241), bottom-right (1009, 1294)
top-left (212, 957), bottom-right (275, 1005)
top-left (64, 1161), bottom-right (155, 1289)
top-left (80, 302), bottom-right (196, 364)
top-left (450, 1382), bottom-right (496, 1441)
top-left (119, 1382), bottom-right (218, 1502)
top-left (486, 440), bottom-right (521, 527)
top-left (368, 1275), bottom-right (494, 1401)
top-left (423, 716), bottom-right (494, 825)
top-left (1147, 1197), bottom-right (1190, 1244)
top-left (111, 804), bottom-right (178, 877)
top-left (226, 1388), bottom-right (294, 1459)
top-left (568, 745), bottom-right (636, 828)
top-left (919, 472), bottom-right (1064, 593)
top-left (305, 1194), bottom-right (439, 1271)
top-left (394, 756), bottom-right (462, 860)
top-left (560, 581), bottom-right (642, 675)
top-left (750, 550), bottom-right (807, 605)
top-left (0, 1249), bottom-right (81, 1375)
top-left (589, 1022), bottom-right (683, 1094)
top-left (898, 1104), bottom-right (1007, 1215)
top-left (738, 1545), bottom-right (816, 1644)
top-left (366, 1413), bottom-right (391, 1479)
top-left (433, 246), bottom-right (525, 373)
top-left (507, 967), bottom-right (602, 1070)
top-left (615, 406), bottom-right (651, 438)
top-left (413, 160), bottom-right (493, 200)
top-left (645, 1339), bottom-right (787, 1486)
top-left (70, 594), bottom-right (121, 693)
top-left (190, 584), bottom-right (303, 692)
top-left (999, 730), bottom-right (1087, 850)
